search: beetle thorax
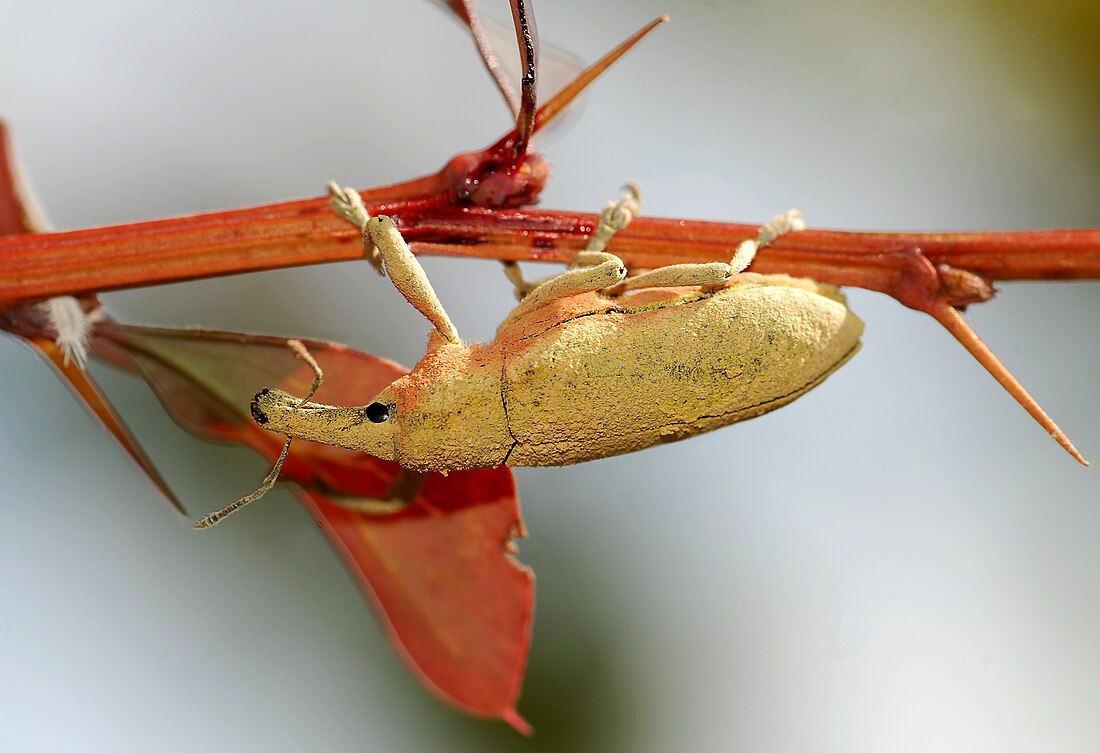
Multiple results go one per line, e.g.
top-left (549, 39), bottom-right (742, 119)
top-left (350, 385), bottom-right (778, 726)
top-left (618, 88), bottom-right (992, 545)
top-left (392, 342), bottom-right (514, 471)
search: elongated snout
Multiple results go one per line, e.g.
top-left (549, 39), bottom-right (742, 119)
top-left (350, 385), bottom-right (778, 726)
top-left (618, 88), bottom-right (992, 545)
top-left (250, 388), bottom-right (396, 459)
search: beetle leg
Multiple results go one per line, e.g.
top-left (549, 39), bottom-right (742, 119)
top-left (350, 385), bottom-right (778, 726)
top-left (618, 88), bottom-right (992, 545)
top-left (583, 183), bottom-right (642, 255)
top-left (501, 261), bottom-right (527, 299)
top-left (322, 497), bottom-right (410, 514)
top-left (607, 209), bottom-right (806, 294)
top-left (501, 260), bottom-right (554, 300)
top-left (509, 251), bottom-right (627, 313)
top-left (328, 183), bottom-right (461, 345)
top-left (322, 469), bottom-right (427, 515)
top-left (611, 262), bottom-right (732, 293)
top-left (501, 263), bottom-right (573, 301)
top-left (504, 184), bottom-right (641, 312)
top-left (328, 182), bottom-right (383, 273)
top-left (501, 185), bottom-right (643, 301)
top-left (730, 208), bottom-right (805, 273)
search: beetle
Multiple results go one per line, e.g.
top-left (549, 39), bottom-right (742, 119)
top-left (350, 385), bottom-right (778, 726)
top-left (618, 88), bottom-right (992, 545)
top-left (210, 184), bottom-right (862, 518)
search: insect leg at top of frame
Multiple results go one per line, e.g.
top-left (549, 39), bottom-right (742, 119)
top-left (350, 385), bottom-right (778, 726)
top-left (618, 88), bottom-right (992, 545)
top-left (502, 184), bottom-right (640, 309)
top-left (610, 209), bottom-right (807, 294)
top-left (328, 183), bottom-right (461, 346)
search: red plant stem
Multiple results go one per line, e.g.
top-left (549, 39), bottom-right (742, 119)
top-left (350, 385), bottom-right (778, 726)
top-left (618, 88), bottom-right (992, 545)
top-left (0, 191), bottom-right (1097, 308)
top-left (401, 209), bottom-right (1100, 282)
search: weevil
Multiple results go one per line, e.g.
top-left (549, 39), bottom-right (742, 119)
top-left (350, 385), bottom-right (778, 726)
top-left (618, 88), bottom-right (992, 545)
top-left (197, 183), bottom-right (862, 525)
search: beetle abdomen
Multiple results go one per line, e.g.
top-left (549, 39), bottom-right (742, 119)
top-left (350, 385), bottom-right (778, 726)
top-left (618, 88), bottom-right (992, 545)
top-left (501, 275), bottom-right (863, 466)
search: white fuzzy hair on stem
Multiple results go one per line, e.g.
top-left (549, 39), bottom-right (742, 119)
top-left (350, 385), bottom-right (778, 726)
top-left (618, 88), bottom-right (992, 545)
top-left (41, 296), bottom-right (98, 369)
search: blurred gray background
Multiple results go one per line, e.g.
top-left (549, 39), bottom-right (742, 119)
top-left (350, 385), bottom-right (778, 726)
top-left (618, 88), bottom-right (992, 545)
top-left (1, 1), bottom-right (1098, 751)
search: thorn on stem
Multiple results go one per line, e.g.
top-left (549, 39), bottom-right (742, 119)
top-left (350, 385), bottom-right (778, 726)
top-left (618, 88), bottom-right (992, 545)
top-left (930, 303), bottom-right (1088, 465)
top-left (533, 14), bottom-right (669, 135)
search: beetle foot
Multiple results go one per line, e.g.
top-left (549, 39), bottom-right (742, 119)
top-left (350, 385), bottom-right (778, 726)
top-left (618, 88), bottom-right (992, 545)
top-left (327, 181), bottom-right (384, 274)
top-left (584, 183), bottom-right (642, 255)
top-left (730, 208), bottom-right (805, 274)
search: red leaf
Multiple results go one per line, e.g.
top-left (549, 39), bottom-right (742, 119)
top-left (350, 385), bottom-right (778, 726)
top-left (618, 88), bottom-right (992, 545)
top-left (3, 122), bottom-right (533, 726)
top-left (94, 323), bottom-right (534, 730)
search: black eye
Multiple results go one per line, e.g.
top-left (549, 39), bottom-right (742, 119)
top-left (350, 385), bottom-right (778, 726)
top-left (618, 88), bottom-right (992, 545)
top-left (365, 402), bottom-right (390, 423)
